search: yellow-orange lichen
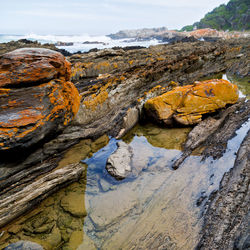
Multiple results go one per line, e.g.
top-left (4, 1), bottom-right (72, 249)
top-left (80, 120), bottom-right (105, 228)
top-left (129, 60), bottom-right (134, 65)
top-left (82, 74), bottom-right (128, 111)
top-left (145, 79), bottom-right (239, 125)
top-left (229, 47), bottom-right (242, 52)
top-left (46, 80), bottom-right (81, 126)
top-left (0, 88), bottom-right (10, 96)
top-left (83, 91), bottom-right (108, 111)
top-left (0, 49), bottom-right (71, 87)
top-left (94, 61), bottom-right (111, 71)
top-left (0, 79), bottom-right (80, 149)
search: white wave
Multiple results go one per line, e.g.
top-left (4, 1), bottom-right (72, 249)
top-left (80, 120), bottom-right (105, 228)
top-left (57, 38), bottom-right (160, 53)
top-left (0, 33), bottom-right (161, 53)
top-left (0, 33), bottom-right (112, 44)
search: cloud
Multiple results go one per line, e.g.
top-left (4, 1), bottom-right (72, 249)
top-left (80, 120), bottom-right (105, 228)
top-left (1, 0), bottom-right (230, 35)
top-left (10, 9), bottom-right (132, 22)
top-left (106, 0), bottom-right (228, 8)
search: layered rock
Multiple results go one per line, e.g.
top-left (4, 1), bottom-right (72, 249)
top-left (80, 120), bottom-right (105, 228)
top-left (144, 79), bottom-right (239, 126)
top-left (0, 48), bottom-right (80, 152)
top-left (197, 130), bottom-right (250, 249)
top-left (172, 99), bottom-right (250, 169)
top-left (0, 38), bottom-right (249, 231)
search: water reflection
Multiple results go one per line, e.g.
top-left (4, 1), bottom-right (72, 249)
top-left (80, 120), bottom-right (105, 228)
top-left (0, 172), bottom-right (87, 250)
top-left (79, 120), bottom-right (249, 249)
top-left (1, 81), bottom-right (249, 249)
top-left (1, 119), bottom-right (249, 249)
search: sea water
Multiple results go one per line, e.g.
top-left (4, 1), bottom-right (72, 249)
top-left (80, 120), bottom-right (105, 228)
top-left (0, 33), bottom-right (161, 53)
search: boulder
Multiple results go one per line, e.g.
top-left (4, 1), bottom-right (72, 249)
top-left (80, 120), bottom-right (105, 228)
top-left (0, 48), bottom-right (80, 152)
top-left (144, 79), bottom-right (239, 126)
top-left (0, 48), bottom-right (71, 88)
top-left (106, 141), bottom-right (132, 180)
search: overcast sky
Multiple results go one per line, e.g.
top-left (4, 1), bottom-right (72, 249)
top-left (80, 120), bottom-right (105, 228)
top-left (1, 0), bottom-right (229, 35)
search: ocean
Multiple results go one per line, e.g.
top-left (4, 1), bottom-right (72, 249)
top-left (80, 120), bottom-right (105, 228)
top-left (0, 34), bottom-right (161, 53)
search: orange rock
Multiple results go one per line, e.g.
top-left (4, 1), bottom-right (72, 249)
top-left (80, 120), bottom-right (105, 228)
top-left (144, 79), bottom-right (239, 126)
top-left (189, 28), bottom-right (219, 38)
top-left (0, 80), bottom-right (80, 151)
top-left (0, 48), bottom-right (71, 88)
top-left (0, 48), bottom-right (80, 152)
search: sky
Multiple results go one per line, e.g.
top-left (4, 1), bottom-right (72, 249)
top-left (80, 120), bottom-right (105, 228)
top-left (1, 0), bottom-right (230, 35)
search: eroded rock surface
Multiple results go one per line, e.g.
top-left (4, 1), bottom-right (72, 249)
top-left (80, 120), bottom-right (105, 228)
top-left (144, 79), bottom-right (239, 126)
top-left (0, 163), bottom-right (84, 228)
top-left (106, 141), bottom-right (132, 180)
top-left (0, 38), bottom-right (249, 232)
top-left (172, 99), bottom-right (250, 169)
top-left (0, 48), bottom-right (80, 152)
top-left (196, 130), bottom-right (250, 249)
top-left (0, 48), bottom-right (71, 87)
top-left (0, 39), bottom-right (71, 56)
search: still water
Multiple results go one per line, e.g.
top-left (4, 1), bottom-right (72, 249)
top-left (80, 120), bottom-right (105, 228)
top-left (0, 75), bottom-right (249, 249)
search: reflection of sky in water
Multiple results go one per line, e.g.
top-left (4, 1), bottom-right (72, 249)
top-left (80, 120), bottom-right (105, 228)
top-left (82, 135), bottom-right (181, 192)
top-left (81, 119), bottom-right (249, 249)
top-left (82, 118), bottom-right (249, 197)
top-left (80, 118), bottom-right (249, 249)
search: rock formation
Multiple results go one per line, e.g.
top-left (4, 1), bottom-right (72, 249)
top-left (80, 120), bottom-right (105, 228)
top-left (197, 130), bottom-right (250, 249)
top-left (0, 38), bottom-right (249, 245)
top-left (144, 79), bottom-right (239, 126)
top-left (106, 141), bottom-right (132, 179)
top-left (172, 99), bottom-right (250, 169)
top-left (0, 39), bottom-right (71, 56)
top-left (0, 48), bottom-right (80, 153)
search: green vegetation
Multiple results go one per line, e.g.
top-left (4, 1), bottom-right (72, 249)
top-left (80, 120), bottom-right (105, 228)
top-left (181, 0), bottom-right (250, 31)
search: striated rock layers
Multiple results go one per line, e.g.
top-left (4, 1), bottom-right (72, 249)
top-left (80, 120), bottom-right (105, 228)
top-left (0, 48), bottom-right (80, 152)
top-left (144, 79), bottom-right (239, 126)
top-left (0, 38), bottom-right (249, 230)
top-left (197, 130), bottom-right (250, 249)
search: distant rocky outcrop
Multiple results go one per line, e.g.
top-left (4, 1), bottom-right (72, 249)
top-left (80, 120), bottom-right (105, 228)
top-left (0, 39), bottom-right (71, 56)
top-left (108, 27), bottom-right (169, 39)
top-left (0, 48), bottom-right (80, 153)
top-left (108, 26), bottom-right (249, 45)
top-left (181, 0), bottom-right (250, 31)
top-left (144, 79), bottom-right (239, 126)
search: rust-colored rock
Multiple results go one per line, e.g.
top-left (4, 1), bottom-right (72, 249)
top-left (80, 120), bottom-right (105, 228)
top-left (0, 48), bottom-right (71, 88)
top-left (189, 28), bottom-right (220, 39)
top-left (144, 79), bottom-right (239, 126)
top-left (0, 48), bottom-right (80, 152)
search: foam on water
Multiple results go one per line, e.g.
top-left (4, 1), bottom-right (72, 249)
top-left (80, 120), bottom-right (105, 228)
top-left (0, 33), bottom-right (161, 53)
